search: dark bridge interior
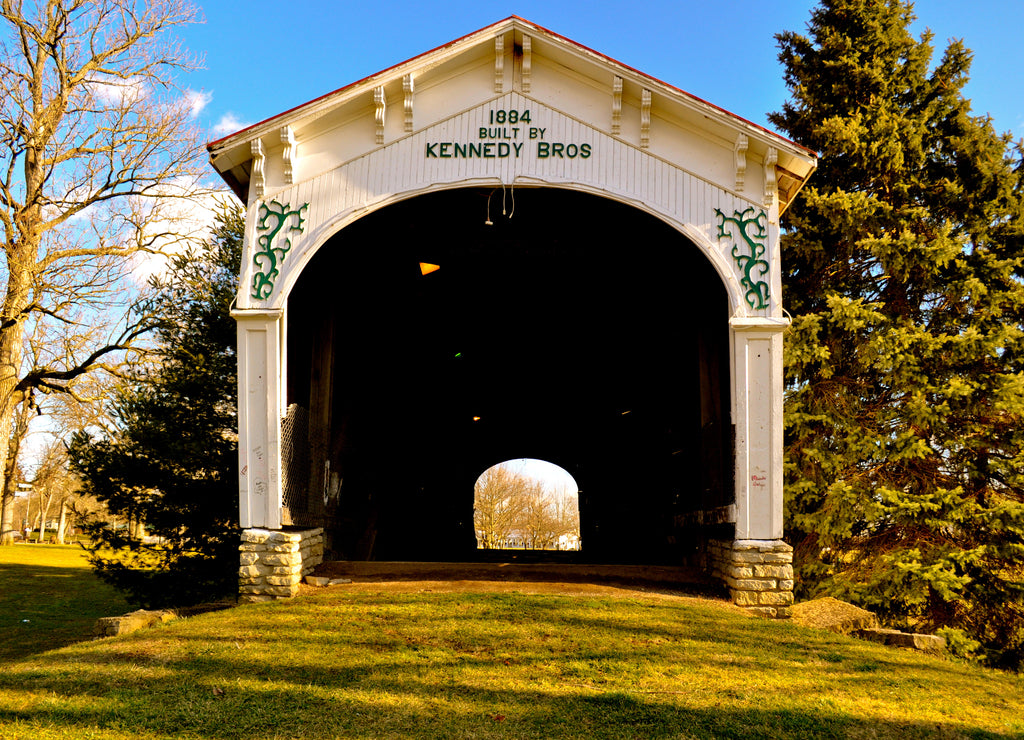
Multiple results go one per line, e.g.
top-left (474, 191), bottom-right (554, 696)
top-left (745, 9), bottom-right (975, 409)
top-left (285, 188), bottom-right (733, 564)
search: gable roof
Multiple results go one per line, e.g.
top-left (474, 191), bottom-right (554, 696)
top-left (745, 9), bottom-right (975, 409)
top-left (207, 16), bottom-right (815, 211)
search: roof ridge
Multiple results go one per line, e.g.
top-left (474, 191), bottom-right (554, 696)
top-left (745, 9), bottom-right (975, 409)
top-left (206, 16), bottom-right (813, 158)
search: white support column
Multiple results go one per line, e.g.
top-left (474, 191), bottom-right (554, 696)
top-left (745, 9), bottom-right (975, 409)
top-left (730, 317), bottom-right (788, 540)
top-left (234, 309), bottom-right (284, 529)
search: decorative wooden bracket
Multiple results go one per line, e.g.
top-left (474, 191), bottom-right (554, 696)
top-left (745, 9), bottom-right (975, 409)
top-left (640, 89), bottom-right (651, 148)
top-left (716, 207), bottom-right (770, 311)
top-left (611, 76), bottom-right (623, 135)
top-left (495, 36), bottom-right (505, 93)
top-left (251, 139), bottom-right (265, 199)
top-left (281, 126), bottom-right (296, 185)
top-left (251, 199), bottom-right (308, 301)
top-left (521, 35), bottom-right (532, 93)
top-left (734, 133), bottom-right (748, 191)
top-left (403, 75), bottom-right (414, 133)
top-left (764, 147), bottom-right (778, 207)
top-left (374, 86), bottom-right (386, 145)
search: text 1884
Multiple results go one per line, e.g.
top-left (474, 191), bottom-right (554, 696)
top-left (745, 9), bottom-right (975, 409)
top-left (489, 109), bottom-right (531, 124)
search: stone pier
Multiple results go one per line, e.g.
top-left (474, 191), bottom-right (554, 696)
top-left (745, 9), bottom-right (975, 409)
top-left (708, 539), bottom-right (794, 618)
top-left (238, 527), bottom-right (324, 602)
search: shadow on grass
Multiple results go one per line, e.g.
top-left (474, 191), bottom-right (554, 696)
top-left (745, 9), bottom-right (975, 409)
top-left (0, 591), bottom-right (1018, 739)
top-left (0, 655), bottom-right (1012, 739)
top-left (0, 558), bottom-right (131, 662)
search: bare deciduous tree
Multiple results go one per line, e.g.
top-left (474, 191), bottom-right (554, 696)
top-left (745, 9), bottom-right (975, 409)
top-left (549, 485), bottom-right (581, 549)
top-left (474, 465), bottom-right (581, 551)
top-left (519, 485), bottom-right (580, 550)
top-left (473, 464), bottom-right (532, 549)
top-left (28, 437), bottom-right (77, 543)
top-left (0, 0), bottom-right (206, 543)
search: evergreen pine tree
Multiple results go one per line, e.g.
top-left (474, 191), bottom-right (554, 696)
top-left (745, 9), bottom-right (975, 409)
top-left (773, 0), bottom-right (1024, 667)
top-left (70, 207), bottom-right (243, 608)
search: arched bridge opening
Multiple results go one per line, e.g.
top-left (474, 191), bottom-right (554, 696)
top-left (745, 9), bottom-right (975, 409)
top-left (282, 187), bottom-right (733, 565)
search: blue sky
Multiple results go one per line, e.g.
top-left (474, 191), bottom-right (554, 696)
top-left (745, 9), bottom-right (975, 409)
top-left (492, 459), bottom-right (580, 498)
top-left (182, 0), bottom-right (1024, 151)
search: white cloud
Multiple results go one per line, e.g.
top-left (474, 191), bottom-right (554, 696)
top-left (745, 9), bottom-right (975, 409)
top-left (185, 89), bottom-right (213, 118)
top-left (129, 181), bottom-right (240, 285)
top-left (212, 112), bottom-right (252, 137)
top-left (85, 73), bottom-right (146, 107)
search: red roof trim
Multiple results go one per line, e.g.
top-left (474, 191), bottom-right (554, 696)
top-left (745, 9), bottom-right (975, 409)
top-left (207, 15), bottom-right (815, 158)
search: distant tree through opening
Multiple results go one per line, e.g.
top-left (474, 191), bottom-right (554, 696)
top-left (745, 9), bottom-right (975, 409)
top-left (473, 459), bottom-right (580, 551)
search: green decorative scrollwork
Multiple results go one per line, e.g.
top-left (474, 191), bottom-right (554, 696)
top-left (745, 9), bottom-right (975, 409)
top-left (715, 207), bottom-right (770, 310)
top-left (251, 199), bottom-right (309, 300)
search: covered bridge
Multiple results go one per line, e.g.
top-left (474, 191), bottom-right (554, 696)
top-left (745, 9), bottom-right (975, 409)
top-left (207, 17), bottom-right (816, 615)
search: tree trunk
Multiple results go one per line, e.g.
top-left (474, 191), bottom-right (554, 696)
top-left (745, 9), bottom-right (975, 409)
top-left (0, 416), bottom-right (21, 545)
top-left (0, 260), bottom-right (33, 545)
top-left (36, 488), bottom-right (54, 544)
top-left (35, 493), bottom-right (45, 543)
top-left (0, 395), bottom-right (19, 545)
top-left (56, 498), bottom-right (67, 544)
top-left (0, 206), bottom-right (35, 543)
top-left (0, 484), bottom-right (13, 545)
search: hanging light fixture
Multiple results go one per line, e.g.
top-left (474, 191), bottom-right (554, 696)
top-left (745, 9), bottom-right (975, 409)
top-left (484, 188), bottom-right (495, 226)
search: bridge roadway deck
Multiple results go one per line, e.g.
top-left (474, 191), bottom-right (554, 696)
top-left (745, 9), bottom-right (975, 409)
top-left (310, 557), bottom-right (723, 597)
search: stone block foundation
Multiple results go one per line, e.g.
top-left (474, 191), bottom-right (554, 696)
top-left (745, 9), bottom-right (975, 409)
top-left (238, 527), bottom-right (324, 603)
top-left (708, 539), bottom-right (794, 618)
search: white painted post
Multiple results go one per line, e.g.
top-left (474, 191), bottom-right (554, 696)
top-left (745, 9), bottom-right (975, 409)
top-left (729, 317), bottom-right (788, 540)
top-left (234, 309), bottom-right (284, 529)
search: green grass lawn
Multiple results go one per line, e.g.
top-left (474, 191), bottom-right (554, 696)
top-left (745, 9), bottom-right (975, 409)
top-left (0, 544), bottom-right (131, 662)
top-left (0, 548), bottom-right (1022, 739)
